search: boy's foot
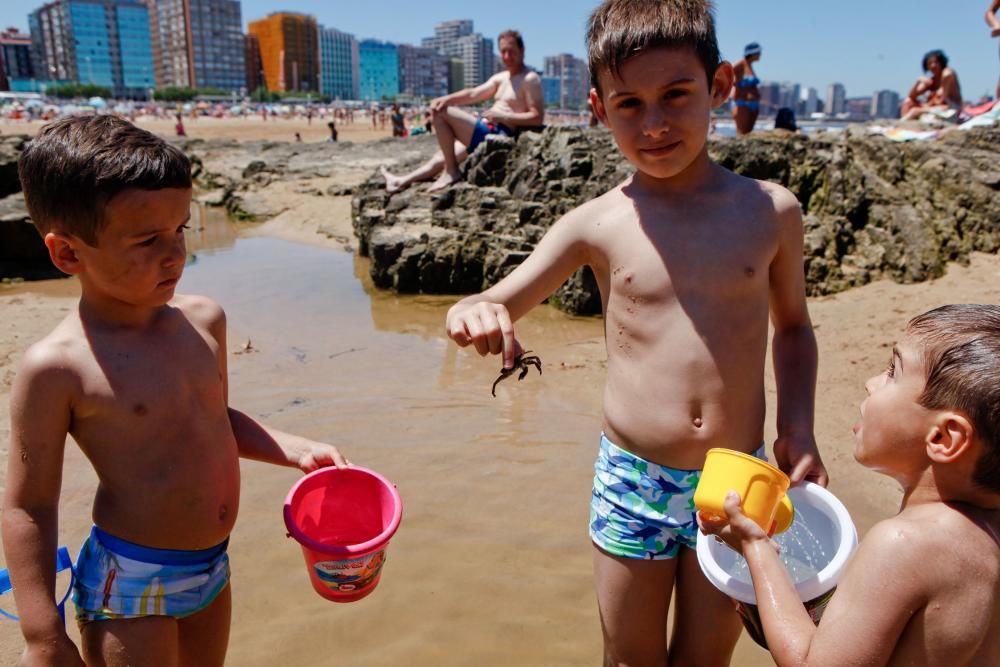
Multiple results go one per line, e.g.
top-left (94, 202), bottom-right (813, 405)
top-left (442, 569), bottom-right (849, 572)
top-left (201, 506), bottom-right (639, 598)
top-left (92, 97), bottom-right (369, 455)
top-left (380, 166), bottom-right (406, 194)
top-left (427, 170), bottom-right (462, 192)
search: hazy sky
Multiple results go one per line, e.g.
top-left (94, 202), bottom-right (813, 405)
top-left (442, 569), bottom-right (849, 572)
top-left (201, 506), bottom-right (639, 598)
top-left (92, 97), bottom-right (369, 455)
top-left (2, 0), bottom-right (997, 99)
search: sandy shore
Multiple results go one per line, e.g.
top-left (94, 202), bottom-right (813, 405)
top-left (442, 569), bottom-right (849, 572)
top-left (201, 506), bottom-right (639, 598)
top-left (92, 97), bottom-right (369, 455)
top-left (0, 125), bottom-right (998, 665)
top-left (1, 115), bottom-right (395, 144)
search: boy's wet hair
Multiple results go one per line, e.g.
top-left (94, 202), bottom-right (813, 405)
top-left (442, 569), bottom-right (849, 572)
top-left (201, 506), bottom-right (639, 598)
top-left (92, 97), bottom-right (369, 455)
top-left (18, 114), bottom-right (192, 246)
top-left (922, 49), bottom-right (948, 72)
top-left (586, 0), bottom-right (721, 94)
top-left (907, 304), bottom-right (1000, 494)
top-left (498, 29), bottom-right (524, 51)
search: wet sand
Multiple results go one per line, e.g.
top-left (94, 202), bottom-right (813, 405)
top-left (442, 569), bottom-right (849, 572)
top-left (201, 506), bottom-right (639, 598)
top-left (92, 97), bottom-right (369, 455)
top-left (1, 182), bottom-right (999, 665)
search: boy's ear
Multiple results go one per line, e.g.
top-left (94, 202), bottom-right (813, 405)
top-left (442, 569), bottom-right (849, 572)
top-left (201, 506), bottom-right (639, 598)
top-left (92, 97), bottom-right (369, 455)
top-left (44, 231), bottom-right (83, 276)
top-left (589, 89), bottom-right (609, 127)
top-left (710, 61), bottom-right (735, 108)
top-left (926, 411), bottom-right (975, 464)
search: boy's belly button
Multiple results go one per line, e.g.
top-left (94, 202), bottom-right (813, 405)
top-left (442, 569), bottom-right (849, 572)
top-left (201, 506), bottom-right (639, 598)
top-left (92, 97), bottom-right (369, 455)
top-left (692, 417), bottom-right (704, 428)
top-left (218, 504), bottom-right (229, 521)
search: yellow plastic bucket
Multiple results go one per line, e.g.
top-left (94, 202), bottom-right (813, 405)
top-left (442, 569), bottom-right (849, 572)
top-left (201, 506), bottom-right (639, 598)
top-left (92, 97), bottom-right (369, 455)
top-left (694, 448), bottom-right (794, 535)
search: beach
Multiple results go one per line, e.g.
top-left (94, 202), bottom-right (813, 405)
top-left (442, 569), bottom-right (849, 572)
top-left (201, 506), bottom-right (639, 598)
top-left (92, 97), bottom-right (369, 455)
top-left (0, 125), bottom-right (998, 666)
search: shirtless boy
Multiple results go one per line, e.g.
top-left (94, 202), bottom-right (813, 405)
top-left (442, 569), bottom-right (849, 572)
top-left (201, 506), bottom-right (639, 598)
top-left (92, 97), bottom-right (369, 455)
top-left (444, 1), bottom-right (826, 664)
top-left (2, 115), bottom-right (348, 667)
top-left (380, 29), bottom-right (544, 193)
top-left (702, 304), bottom-right (1000, 666)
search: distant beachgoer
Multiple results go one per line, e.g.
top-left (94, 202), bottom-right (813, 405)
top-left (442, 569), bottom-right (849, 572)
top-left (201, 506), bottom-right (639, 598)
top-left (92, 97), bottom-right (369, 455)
top-left (328, 121), bottom-right (338, 142)
top-left (774, 107), bottom-right (798, 132)
top-left (391, 104), bottom-right (406, 137)
top-left (380, 29), bottom-right (545, 193)
top-left (175, 113), bottom-right (186, 137)
top-left (731, 42), bottom-right (762, 135)
top-left (901, 50), bottom-right (963, 120)
top-left (295, 132), bottom-right (302, 142)
top-left (988, 0), bottom-right (1000, 99)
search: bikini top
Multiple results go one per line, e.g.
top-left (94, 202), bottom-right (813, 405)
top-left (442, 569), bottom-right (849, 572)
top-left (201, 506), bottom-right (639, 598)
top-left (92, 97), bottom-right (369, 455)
top-left (735, 75), bottom-right (760, 88)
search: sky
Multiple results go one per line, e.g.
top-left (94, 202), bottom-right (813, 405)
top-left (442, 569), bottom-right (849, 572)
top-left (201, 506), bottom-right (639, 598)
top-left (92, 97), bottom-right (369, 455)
top-left (2, 1), bottom-right (997, 100)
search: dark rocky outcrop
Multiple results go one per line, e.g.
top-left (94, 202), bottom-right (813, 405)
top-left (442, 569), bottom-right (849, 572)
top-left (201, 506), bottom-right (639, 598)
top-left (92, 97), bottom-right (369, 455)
top-left (352, 126), bottom-right (1000, 315)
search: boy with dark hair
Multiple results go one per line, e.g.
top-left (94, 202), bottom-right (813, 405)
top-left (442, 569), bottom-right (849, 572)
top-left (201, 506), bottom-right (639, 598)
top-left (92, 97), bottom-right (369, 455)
top-left (703, 304), bottom-right (1000, 666)
top-left (444, 0), bottom-right (826, 664)
top-left (3, 114), bottom-right (348, 666)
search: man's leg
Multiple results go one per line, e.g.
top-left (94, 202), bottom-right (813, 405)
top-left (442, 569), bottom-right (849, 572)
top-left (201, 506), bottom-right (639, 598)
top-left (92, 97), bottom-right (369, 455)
top-left (427, 106), bottom-right (480, 191)
top-left (380, 141), bottom-right (468, 194)
top-left (667, 547), bottom-right (743, 667)
top-left (593, 543), bottom-right (677, 667)
top-left (81, 616), bottom-right (180, 667)
top-left (178, 584), bottom-right (231, 667)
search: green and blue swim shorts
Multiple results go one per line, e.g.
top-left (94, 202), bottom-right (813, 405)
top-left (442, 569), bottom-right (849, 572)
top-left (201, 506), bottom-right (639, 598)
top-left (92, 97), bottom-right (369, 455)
top-left (590, 433), bottom-right (766, 560)
top-left (73, 525), bottom-right (231, 624)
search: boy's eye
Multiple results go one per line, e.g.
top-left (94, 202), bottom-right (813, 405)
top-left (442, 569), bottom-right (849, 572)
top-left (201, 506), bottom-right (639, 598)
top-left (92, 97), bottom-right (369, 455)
top-left (616, 98), bottom-right (640, 109)
top-left (665, 90), bottom-right (687, 100)
top-left (178, 223), bottom-right (190, 234)
top-left (885, 358), bottom-right (895, 378)
top-left (138, 236), bottom-right (157, 247)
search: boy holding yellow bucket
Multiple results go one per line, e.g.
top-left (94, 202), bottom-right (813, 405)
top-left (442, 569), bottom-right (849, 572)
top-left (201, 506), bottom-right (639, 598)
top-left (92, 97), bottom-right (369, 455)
top-left (701, 304), bottom-right (1000, 666)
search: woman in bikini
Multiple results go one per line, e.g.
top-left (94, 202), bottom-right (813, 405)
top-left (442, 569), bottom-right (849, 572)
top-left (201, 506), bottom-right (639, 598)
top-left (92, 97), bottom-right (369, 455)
top-left (731, 42), bottom-right (762, 136)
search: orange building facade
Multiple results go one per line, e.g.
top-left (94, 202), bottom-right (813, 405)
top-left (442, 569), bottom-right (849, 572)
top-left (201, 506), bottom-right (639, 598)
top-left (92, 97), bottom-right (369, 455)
top-left (247, 12), bottom-right (319, 93)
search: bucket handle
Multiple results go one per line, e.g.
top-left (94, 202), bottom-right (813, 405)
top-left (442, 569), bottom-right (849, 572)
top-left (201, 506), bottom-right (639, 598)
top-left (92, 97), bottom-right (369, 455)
top-left (0, 546), bottom-right (75, 623)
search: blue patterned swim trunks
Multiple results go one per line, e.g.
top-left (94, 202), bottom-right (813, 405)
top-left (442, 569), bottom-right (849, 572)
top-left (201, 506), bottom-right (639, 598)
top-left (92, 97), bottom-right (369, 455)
top-left (590, 433), bottom-right (766, 560)
top-left (73, 526), bottom-right (230, 624)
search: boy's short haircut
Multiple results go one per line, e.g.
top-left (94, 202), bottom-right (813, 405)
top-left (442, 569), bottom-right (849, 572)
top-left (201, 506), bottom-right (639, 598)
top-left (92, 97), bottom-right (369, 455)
top-left (907, 304), bottom-right (1000, 493)
top-left (498, 29), bottom-right (524, 51)
top-left (18, 114), bottom-right (192, 246)
top-left (586, 0), bottom-right (721, 94)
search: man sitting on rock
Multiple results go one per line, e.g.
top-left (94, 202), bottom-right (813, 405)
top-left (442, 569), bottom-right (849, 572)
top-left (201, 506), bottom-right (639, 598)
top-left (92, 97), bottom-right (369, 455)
top-left (381, 30), bottom-right (544, 194)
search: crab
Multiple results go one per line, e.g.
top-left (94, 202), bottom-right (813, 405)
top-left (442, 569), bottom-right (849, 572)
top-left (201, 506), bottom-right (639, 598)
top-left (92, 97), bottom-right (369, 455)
top-left (492, 351), bottom-right (543, 397)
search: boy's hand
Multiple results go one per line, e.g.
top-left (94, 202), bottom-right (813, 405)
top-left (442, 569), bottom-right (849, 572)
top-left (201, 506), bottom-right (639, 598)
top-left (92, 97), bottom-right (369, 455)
top-left (773, 433), bottom-right (828, 487)
top-left (446, 301), bottom-right (523, 369)
top-left (698, 491), bottom-right (778, 556)
top-left (296, 442), bottom-right (350, 473)
top-left (20, 636), bottom-right (86, 667)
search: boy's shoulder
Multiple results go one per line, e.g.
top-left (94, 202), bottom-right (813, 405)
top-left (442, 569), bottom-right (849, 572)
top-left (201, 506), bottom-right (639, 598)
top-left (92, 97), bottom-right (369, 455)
top-left (14, 311), bottom-right (88, 398)
top-left (863, 503), bottom-right (1000, 586)
top-left (171, 293), bottom-right (225, 328)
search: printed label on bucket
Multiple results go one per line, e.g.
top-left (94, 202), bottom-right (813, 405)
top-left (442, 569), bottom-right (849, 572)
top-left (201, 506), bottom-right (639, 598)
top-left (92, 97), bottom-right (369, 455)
top-left (314, 551), bottom-right (386, 593)
top-left (733, 586), bottom-right (837, 649)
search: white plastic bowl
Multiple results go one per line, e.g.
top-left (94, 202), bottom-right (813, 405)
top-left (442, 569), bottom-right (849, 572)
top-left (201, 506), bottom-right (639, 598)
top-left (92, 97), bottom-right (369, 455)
top-left (696, 481), bottom-right (858, 605)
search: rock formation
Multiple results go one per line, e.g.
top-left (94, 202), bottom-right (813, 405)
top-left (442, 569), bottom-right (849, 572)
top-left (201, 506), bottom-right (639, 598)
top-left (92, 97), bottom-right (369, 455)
top-left (351, 126), bottom-right (999, 315)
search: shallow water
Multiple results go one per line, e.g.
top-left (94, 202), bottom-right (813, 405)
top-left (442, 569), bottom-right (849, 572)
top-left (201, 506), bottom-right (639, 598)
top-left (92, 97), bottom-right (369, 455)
top-left (0, 208), bottom-right (782, 666)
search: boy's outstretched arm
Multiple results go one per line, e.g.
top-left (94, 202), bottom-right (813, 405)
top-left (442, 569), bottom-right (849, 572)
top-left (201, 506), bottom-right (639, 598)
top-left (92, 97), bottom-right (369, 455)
top-left (2, 348), bottom-right (86, 666)
top-left (766, 187), bottom-right (826, 485)
top-left (446, 206), bottom-right (592, 369)
top-left (198, 297), bottom-right (349, 472)
top-left (702, 494), bottom-right (921, 667)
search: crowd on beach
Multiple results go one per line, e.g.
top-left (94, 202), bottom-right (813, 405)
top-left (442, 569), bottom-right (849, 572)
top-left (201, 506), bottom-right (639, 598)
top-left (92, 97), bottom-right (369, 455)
top-left (1, 1), bottom-right (999, 666)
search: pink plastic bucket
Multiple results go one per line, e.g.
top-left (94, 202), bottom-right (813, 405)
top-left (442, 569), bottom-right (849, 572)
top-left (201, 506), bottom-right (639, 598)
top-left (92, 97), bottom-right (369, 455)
top-left (284, 466), bottom-right (402, 602)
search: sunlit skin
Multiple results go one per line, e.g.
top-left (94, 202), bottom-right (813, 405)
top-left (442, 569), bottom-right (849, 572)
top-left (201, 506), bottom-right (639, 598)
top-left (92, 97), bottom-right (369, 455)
top-left (381, 36), bottom-right (545, 194)
top-left (447, 45), bottom-right (825, 666)
top-left (730, 50), bottom-right (761, 135)
top-left (900, 53), bottom-right (963, 120)
top-left (702, 334), bottom-right (1000, 666)
top-left (2, 187), bottom-right (348, 666)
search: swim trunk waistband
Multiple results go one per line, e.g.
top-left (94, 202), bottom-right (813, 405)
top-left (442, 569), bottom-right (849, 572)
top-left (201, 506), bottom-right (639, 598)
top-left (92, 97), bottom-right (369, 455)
top-left (468, 117), bottom-right (514, 153)
top-left (92, 526), bottom-right (228, 566)
top-left (590, 433), bottom-right (766, 560)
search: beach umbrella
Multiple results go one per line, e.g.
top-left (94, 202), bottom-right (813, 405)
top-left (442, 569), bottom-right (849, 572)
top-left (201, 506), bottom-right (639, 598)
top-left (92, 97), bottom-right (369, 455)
top-left (24, 99), bottom-right (44, 109)
top-left (88, 97), bottom-right (107, 108)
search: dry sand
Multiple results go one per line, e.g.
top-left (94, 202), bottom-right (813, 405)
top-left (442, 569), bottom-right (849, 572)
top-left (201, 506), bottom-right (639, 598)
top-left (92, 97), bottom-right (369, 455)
top-left (0, 125), bottom-right (998, 666)
top-left (1, 115), bottom-right (394, 144)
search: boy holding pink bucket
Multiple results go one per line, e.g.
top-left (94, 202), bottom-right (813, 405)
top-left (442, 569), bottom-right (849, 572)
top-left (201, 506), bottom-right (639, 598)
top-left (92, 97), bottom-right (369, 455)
top-left (445, 0), bottom-right (827, 663)
top-left (702, 304), bottom-right (1000, 666)
top-left (2, 115), bottom-right (349, 667)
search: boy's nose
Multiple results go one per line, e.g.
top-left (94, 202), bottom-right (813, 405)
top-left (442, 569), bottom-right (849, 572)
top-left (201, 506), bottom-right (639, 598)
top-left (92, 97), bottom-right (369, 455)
top-left (642, 107), bottom-right (670, 136)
